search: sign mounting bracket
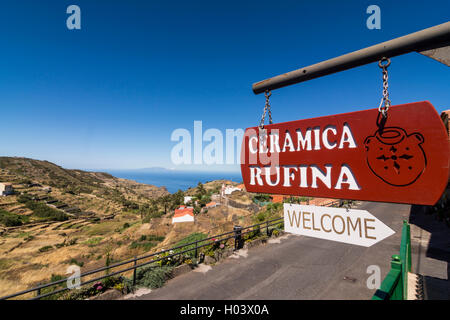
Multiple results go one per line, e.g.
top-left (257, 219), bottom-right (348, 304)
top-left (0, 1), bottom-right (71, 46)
top-left (252, 21), bottom-right (450, 94)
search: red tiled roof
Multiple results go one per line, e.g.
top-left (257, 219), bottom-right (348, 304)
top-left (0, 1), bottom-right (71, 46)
top-left (205, 202), bottom-right (217, 207)
top-left (174, 207), bottom-right (194, 218)
top-left (271, 195), bottom-right (287, 203)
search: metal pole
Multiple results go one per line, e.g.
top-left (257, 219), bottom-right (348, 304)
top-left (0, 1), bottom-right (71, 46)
top-left (234, 225), bottom-right (242, 250)
top-left (132, 258), bottom-right (137, 287)
top-left (252, 21), bottom-right (450, 94)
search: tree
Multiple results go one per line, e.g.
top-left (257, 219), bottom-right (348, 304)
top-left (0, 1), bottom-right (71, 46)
top-left (160, 195), bottom-right (171, 215)
top-left (172, 190), bottom-right (184, 207)
top-left (196, 182), bottom-right (207, 198)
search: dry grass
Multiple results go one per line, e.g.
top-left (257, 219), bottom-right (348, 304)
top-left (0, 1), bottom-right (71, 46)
top-left (0, 177), bottom-right (261, 299)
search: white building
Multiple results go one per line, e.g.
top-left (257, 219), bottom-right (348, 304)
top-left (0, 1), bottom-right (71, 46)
top-left (223, 185), bottom-right (243, 195)
top-left (0, 183), bottom-right (13, 196)
top-left (172, 206), bottom-right (195, 224)
top-left (184, 196), bottom-right (193, 204)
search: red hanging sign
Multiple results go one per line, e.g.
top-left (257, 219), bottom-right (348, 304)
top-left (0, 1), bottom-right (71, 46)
top-left (240, 101), bottom-right (449, 205)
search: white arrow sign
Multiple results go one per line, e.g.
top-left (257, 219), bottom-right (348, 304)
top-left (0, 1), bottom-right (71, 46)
top-left (284, 204), bottom-right (395, 247)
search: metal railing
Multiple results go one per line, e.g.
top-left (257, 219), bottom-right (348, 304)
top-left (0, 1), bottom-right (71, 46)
top-left (0, 217), bottom-right (285, 300)
top-left (372, 220), bottom-right (412, 300)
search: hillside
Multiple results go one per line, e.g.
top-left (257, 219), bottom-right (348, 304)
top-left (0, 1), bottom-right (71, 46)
top-left (0, 157), bottom-right (168, 200)
top-left (0, 157), bottom-right (274, 298)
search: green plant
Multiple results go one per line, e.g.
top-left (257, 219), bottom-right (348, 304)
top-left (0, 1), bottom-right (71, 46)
top-left (155, 250), bottom-right (179, 267)
top-left (83, 237), bottom-right (103, 247)
top-left (39, 245), bottom-right (53, 253)
top-left (114, 283), bottom-right (125, 292)
top-left (0, 209), bottom-right (26, 227)
top-left (58, 276), bottom-right (123, 300)
top-left (38, 274), bottom-right (67, 300)
top-left (173, 232), bottom-right (207, 259)
top-left (193, 205), bottom-right (201, 215)
top-left (201, 238), bottom-right (227, 258)
top-left (69, 258), bottom-right (84, 267)
top-left (129, 265), bottom-right (173, 290)
top-left (129, 234), bottom-right (164, 251)
top-left (130, 241), bottom-right (156, 251)
top-left (115, 222), bottom-right (132, 233)
top-left (253, 194), bottom-right (271, 202)
top-left (244, 226), bottom-right (261, 241)
top-left (25, 201), bottom-right (68, 221)
top-left (50, 274), bottom-right (65, 282)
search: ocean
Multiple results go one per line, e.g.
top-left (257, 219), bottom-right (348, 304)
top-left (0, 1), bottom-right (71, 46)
top-left (105, 170), bottom-right (243, 193)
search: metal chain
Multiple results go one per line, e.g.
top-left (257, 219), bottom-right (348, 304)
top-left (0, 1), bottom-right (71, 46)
top-left (378, 57), bottom-right (391, 118)
top-left (259, 90), bottom-right (273, 129)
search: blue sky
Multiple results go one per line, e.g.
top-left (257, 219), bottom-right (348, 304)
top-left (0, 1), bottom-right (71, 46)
top-left (0, 0), bottom-right (449, 172)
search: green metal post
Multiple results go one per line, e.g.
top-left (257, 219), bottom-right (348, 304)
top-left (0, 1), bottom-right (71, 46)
top-left (399, 221), bottom-right (412, 300)
top-left (372, 255), bottom-right (403, 300)
top-left (390, 255), bottom-right (404, 300)
top-left (407, 223), bottom-right (412, 272)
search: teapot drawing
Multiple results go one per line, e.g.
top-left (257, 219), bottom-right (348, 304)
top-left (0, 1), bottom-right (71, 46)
top-left (364, 127), bottom-right (426, 186)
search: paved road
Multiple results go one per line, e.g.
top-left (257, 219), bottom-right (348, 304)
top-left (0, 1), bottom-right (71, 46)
top-left (131, 202), bottom-right (411, 300)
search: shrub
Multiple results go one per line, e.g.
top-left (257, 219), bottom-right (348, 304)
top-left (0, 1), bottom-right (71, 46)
top-left (129, 265), bottom-right (173, 290)
top-left (25, 201), bottom-right (68, 221)
top-left (83, 237), bottom-right (102, 247)
top-left (17, 193), bottom-right (32, 203)
top-left (50, 274), bottom-right (65, 283)
top-left (155, 250), bottom-right (181, 267)
top-left (146, 235), bottom-right (165, 242)
top-left (174, 232), bottom-right (207, 259)
top-left (253, 194), bottom-right (271, 202)
top-left (0, 209), bottom-right (24, 227)
top-left (129, 234), bottom-right (164, 251)
top-left (38, 274), bottom-right (67, 300)
top-left (130, 241), bottom-right (156, 251)
top-left (202, 238), bottom-right (224, 258)
top-left (142, 210), bottom-right (164, 223)
top-left (69, 258), bottom-right (84, 267)
top-left (244, 226), bottom-right (261, 241)
top-left (39, 245), bottom-right (53, 253)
